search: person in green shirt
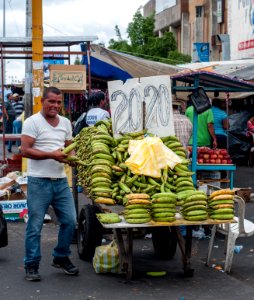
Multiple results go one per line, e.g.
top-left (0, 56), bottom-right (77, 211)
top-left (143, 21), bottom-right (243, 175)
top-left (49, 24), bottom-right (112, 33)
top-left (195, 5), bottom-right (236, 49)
top-left (185, 105), bottom-right (217, 148)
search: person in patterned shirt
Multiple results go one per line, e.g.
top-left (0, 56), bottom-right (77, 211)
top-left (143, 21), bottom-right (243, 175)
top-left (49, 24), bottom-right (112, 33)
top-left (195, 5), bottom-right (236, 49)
top-left (173, 103), bottom-right (192, 148)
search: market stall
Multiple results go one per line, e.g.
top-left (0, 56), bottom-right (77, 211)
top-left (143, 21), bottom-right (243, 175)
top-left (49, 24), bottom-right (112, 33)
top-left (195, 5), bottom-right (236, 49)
top-left (171, 71), bottom-right (254, 188)
top-left (99, 205), bottom-right (235, 280)
top-left (71, 74), bottom-right (243, 280)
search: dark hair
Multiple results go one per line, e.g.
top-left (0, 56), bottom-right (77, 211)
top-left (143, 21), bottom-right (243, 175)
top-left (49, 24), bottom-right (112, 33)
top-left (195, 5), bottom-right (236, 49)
top-left (212, 98), bottom-right (223, 108)
top-left (91, 91), bottom-right (105, 106)
top-left (43, 86), bottom-right (62, 98)
top-left (6, 93), bottom-right (12, 99)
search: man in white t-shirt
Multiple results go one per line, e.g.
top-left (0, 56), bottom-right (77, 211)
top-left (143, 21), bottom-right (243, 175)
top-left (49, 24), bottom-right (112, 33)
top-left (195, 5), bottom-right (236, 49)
top-left (86, 91), bottom-right (110, 126)
top-left (21, 86), bottom-right (78, 281)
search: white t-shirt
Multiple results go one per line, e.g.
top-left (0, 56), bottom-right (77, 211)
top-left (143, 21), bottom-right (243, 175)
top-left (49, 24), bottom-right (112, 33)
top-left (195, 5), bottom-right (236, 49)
top-left (86, 108), bottom-right (110, 126)
top-left (22, 112), bottom-right (72, 178)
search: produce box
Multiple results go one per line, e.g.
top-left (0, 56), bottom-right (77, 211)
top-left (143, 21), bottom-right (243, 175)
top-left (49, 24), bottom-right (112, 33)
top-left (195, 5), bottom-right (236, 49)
top-left (197, 171), bottom-right (221, 188)
top-left (0, 199), bottom-right (27, 221)
top-left (234, 187), bottom-right (252, 202)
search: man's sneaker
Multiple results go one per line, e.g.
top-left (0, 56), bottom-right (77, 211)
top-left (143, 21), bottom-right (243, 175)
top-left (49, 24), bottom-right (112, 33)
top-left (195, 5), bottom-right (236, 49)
top-left (25, 264), bottom-right (41, 281)
top-left (52, 257), bottom-right (79, 276)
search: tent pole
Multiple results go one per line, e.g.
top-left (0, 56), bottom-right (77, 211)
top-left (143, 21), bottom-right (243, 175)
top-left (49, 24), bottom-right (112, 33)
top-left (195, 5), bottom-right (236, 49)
top-left (87, 42), bottom-right (91, 96)
top-left (226, 92), bottom-right (229, 152)
top-left (1, 43), bottom-right (6, 162)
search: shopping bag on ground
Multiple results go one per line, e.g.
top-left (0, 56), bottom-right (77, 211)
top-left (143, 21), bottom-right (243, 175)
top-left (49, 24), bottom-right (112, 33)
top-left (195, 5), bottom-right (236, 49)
top-left (0, 205), bottom-right (8, 248)
top-left (93, 240), bottom-right (121, 274)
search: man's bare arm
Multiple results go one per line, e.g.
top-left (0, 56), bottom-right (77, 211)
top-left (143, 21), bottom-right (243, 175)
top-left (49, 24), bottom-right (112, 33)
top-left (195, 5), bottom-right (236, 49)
top-left (208, 123), bottom-right (217, 149)
top-left (21, 135), bottom-right (68, 162)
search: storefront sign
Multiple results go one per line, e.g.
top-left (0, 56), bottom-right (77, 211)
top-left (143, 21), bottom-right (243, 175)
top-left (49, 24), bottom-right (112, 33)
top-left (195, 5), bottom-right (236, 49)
top-left (49, 65), bottom-right (86, 91)
top-left (192, 43), bottom-right (210, 62)
top-left (229, 0), bottom-right (254, 59)
top-left (108, 75), bottom-right (174, 138)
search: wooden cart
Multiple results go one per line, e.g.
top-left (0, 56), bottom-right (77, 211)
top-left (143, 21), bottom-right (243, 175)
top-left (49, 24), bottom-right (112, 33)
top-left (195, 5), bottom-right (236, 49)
top-left (77, 194), bottom-right (234, 280)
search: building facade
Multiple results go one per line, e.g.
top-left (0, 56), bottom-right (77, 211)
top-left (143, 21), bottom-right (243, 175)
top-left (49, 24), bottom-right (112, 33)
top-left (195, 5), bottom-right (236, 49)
top-left (143, 0), bottom-right (230, 62)
top-left (228, 0), bottom-right (254, 60)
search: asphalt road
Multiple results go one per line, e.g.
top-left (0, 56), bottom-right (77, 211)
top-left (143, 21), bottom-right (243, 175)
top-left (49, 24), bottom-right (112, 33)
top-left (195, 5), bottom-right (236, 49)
top-left (1, 202), bottom-right (254, 300)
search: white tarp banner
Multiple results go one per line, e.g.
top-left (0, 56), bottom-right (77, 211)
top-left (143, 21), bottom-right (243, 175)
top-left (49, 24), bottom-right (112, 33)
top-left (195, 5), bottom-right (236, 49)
top-left (229, 0), bottom-right (254, 60)
top-left (108, 75), bottom-right (175, 138)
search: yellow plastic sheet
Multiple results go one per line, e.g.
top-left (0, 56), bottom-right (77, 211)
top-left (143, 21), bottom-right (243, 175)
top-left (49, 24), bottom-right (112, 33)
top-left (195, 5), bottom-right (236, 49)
top-left (125, 137), bottom-right (182, 178)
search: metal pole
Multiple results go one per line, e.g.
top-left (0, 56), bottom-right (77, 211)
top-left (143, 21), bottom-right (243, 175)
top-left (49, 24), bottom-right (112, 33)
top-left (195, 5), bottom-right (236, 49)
top-left (2, 0), bottom-right (6, 84)
top-left (32, 0), bottom-right (44, 113)
top-left (87, 42), bottom-right (91, 96)
top-left (226, 92), bottom-right (229, 152)
top-left (25, 0), bottom-right (33, 118)
top-left (3, 0), bottom-right (6, 37)
top-left (191, 75), bottom-right (200, 187)
top-left (1, 43), bottom-right (6, 161)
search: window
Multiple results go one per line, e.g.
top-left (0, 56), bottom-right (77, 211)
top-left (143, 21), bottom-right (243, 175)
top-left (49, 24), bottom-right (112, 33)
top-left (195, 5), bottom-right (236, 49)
top-left (196, 6), bottom-right (203, 18)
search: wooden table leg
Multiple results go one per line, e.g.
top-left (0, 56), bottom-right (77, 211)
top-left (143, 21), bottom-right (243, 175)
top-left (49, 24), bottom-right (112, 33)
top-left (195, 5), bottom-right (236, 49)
top-left (113, 229), bottom-right (128, 273)
top-left (113, 228), bottom-right (133, 280)
top-left (176, 226), bottom-right (194, 277)
top-left (126, 228), bottom-right (133, 280)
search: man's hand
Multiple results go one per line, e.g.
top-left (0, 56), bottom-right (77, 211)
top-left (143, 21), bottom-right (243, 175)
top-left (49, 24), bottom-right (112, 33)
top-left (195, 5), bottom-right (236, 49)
top-left (52, 149), bottom-right (68, 162)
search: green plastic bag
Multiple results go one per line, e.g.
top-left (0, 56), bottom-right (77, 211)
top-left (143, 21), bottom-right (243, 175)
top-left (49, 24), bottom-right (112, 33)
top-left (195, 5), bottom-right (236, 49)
top-left (93, 240), bottom-right (121, 274)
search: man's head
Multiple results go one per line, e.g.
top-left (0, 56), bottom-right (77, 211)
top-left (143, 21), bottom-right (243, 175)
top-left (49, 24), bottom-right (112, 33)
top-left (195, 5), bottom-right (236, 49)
top-left (41, 86), bottom-right (62, 118)
top-left (6, 93), bottom-right (12, 101)
top-left (92, 91), bottom-right (106, 108)
top-left (212, 98), bottom-right (225, 109)
top-left (12, 93), bottom-right (19, 102)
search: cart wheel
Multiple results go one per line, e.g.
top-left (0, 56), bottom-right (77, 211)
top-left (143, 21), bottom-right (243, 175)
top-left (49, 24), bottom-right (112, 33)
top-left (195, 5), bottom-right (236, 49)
top-left (152, 227), bottom-right (177, 259)
top-left (77, 204), bottom-right (103, 261)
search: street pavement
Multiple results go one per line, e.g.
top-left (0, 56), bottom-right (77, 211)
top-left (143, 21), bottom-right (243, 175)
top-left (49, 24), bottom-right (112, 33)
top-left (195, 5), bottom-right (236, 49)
top-left (1, 144), bottom-right (254, 299)
top-left (1, 216), bottom-right (254, 300)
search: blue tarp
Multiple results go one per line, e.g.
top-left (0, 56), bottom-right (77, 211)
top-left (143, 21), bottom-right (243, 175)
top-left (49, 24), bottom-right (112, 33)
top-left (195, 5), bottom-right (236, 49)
top-left (80, 43), bottom-right (132, 81)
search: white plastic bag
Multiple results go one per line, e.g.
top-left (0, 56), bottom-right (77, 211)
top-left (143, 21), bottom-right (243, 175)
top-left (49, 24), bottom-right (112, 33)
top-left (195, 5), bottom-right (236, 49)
top-left (93, 240), bottom-right (121, 274)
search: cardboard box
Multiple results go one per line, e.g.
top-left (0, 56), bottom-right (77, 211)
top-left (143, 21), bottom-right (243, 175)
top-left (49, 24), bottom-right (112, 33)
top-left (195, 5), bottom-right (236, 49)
top-left (198, 171), bottom-right (221, 188)
top-left (0, 191), bottom-right (26, 201)
top-left (234, 188), bottom-right (252, 202)
top-left (0, 199), bottom-right (27, 221)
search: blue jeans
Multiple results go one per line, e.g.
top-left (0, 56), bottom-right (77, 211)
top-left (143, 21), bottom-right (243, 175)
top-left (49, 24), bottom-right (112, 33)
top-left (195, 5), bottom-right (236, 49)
top-left (3, 115), bottom-right (15, 151)
top-left (13, 119), bottom-right (22, 147)
top-left (24, 177), bottom-right (77, 266)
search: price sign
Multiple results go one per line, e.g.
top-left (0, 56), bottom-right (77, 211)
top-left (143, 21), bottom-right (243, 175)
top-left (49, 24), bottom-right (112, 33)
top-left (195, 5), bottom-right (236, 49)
top-left (108, 75), bottom-right (174, 137)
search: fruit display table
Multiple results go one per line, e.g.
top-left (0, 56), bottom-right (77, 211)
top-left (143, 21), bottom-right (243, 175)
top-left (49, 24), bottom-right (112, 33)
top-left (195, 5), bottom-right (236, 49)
top-left (99, 211), bottom-right (235, 280)
top-left (190, 147), bottom-right (236, 188)
top-left (196, 164), bottom-right (236, 189)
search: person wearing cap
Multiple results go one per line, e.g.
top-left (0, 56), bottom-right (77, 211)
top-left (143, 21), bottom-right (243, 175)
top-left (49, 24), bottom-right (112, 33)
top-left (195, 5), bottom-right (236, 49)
top-left (86, 91), bottom-right (110, 126)
top-left (12, 93), bottom-right (24, 118)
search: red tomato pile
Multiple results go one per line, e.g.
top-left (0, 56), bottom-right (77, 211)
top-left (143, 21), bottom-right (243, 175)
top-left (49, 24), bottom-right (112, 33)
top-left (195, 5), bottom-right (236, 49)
top-left (197, 147), bottom-right (232, 164)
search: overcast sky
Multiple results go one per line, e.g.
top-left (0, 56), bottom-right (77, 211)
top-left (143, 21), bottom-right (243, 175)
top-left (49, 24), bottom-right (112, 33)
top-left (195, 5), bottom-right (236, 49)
top-left (0, 0), bottom-right (148, 83)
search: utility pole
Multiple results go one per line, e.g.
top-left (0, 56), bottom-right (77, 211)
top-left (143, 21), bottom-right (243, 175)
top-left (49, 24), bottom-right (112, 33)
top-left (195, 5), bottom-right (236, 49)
top-left (24, 0), bottom-right (33, 118)
top-left (32, 0), bottom-right (43, 114)
top-left (3, 0), bottom-right (5, 37)
top-left (2, 0), bottom-right (6, 86)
